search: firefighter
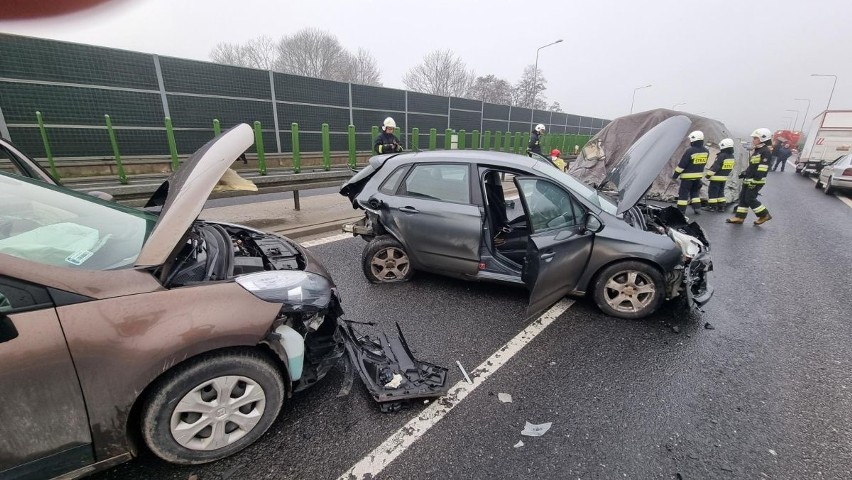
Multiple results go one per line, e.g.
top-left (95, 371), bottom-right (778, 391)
top-left (703, 138), bottom-right (735, 212)
top-left (672, 130), bottom-right (709, 215)
top-left (528, 124), bottom-right (545, 156)
top-left (727, 128), bottom-right (772, 225)
top-left (373, 117), bottom-right (403, 154)
top-left (551, 148), bottom-right (566, 171)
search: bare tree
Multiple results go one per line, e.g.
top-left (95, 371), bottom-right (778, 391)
top-left (274, 28), bottom-right (352, 80)
top-left (344, 48), bottom-right (382, 86)
top-left (402, 49), bottom-right (475, 97)
top-left (549, 101), bottom-right (563, 112)
top-left (210, 36), bottom-right (277, 70)
top-left (469, 75), bottom-right (513, 105)
top-left (512, 65), bottom-right (548, 110)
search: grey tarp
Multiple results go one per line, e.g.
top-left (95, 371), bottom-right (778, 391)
top-left (568, 109), bottom-right (749, 203)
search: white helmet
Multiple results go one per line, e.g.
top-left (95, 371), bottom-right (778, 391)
top-left (688, 130), bottom-right (704, 142)
top-left (751, 128), bottom-right (772, 142)
top-left (383, 117), bottom-right (397, 129)
top-left (535, 124), bottom-right (546, 133)
top-left (719, 138), bottom-right (734, 149)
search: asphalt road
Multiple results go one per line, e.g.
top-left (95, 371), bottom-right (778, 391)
top-left (93, 170), bottom-right (851, 480)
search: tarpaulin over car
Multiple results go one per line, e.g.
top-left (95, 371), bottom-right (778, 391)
top-left (568, 109), bottom-right (749, 203)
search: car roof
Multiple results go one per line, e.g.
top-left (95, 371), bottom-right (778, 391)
top-left (377, 150), bottom-right (541, 171)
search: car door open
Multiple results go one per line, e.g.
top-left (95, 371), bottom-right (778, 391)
top-left (514, 177), bottom-right (597, 316)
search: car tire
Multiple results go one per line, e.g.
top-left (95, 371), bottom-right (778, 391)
top-left (140, 350), bottom-right (285, 465)
top-left (824, 177), bottom-right (835, 195)
top-left (592, 261), bottom-right (665, 320)
top-left (362, 235), bottom-right (414, 283)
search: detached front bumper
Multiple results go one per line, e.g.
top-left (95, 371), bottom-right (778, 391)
top-left (685, 251), bottom-right (713, 307)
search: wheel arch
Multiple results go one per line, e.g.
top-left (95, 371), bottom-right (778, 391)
top-left (583, 256), bottom-right (667, 297)
top-left (123, 345), bottom-right (290, 458)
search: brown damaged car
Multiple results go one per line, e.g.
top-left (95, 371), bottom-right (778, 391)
top-left (0, 125), bottom-right (350, 478)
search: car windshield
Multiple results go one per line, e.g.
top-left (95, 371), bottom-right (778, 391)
top-left (0, 172), bottom-right (158, 270)
top-left (532, 161), bottom-right (618, 215)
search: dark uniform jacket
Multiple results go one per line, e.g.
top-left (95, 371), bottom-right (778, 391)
top-left (706, 149), bottom-right (735, 181)
top-left (373, 131), bottom-right (402, 154)
top-left (744, 143), bottom-right (771, 186)
top-left (673, 143), bottom-right (709, 179)
top-left (528, 131), bottom-right (542, 155)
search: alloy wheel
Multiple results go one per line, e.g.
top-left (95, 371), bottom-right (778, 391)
top-left (370, 247), bottom-right (410, 281)
top-left (603, 270), bottom-right (657, 313)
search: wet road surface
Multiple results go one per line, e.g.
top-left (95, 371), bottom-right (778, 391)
top-left (93, 170), bottom-right (851, 480)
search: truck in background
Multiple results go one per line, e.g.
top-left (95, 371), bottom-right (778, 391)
top-left (796, 110), bottom-right (852, 176)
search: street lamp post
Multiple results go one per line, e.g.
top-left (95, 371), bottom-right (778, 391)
top-left (782, 116), bottom-right (793, 130)
top-left (630, 84), bottom-right (652, 114)
top-left (672, 102), bottom-right (686, 110)
top-left (811, 74), bottom-right (838, 111)
top-left (794, 98), bottom-right (811, 131)
top-left (529, 39), bottom-right (563, 129)
top-left (785, 109), bottom-right (799, 131)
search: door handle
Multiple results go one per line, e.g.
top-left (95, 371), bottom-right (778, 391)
top-left (399, 206), bottom-right (420, 214)
top-left (540, 252), bottom-right (555, 261)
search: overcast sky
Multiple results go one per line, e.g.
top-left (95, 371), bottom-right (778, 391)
top-left (1, 0), bottom-right (850, 137)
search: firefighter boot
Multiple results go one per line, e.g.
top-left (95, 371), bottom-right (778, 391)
top-left (754, 214), bottom-right (772, 226)
top-left (726, 216), bottom-right (744, 224)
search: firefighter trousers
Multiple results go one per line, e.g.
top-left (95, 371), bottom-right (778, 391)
top-left (707, 181), bottom-right (726, 205)
top-left (677, 178), bottom-right (703, 212)
top-left (735, 184), bottom-right (770, 219)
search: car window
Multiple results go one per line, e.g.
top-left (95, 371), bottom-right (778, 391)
top-left (401, 164), bottom-right (470, 204)
top-left (379, 165), bottom-right (408, 195)
top-left (0, 172), bottom-right (157, 270)
top-left (516, 178), bottom-right (585, 233)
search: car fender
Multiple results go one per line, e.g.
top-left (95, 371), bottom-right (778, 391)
top-left (573, 236), bottom-right (681, 293)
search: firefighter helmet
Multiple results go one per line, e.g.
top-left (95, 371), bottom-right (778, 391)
top-left (719, 138), bottom-right (734, 149)
top-left (688, 130), bottom-right (704, 142)
top-left (751, 128), bottom-right (772, 142)
top-left (383, 117), bottom-right (397, 130)
top-left (535, 124), bottom-right (546, 133)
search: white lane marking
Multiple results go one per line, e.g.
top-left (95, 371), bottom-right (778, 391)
top-left (301, 232), bottom-right (354, 247)
top-left (338, 299), bottom-right (574, 480)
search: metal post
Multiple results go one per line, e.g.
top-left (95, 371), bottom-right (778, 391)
top-left (795, 98), bottom-right (811, 132)
top-left (269, 70), bottom-right (282, 153)
top-left (371, 125), bottom-right (379, 147)
top-left (404, 90), bottom-right (409, 150)
top-left (429, 128), bottom-right (437, 150)
top-left (411, 127), bottom-right (420, 151)
top-left (458, 129), bottom-right (466, 149)
top-left (293, 190), bottom-right (300, 211)
top-left (504, 131), bottom-right (512, 153)
top-left (529, 39), bottom-right (563, 129)
top-left (321, 123), bottom-right (331, 171)
top-left (348, 83), bottom-right (354, 126)
top-left (483, 130), bottom-right (491, 151)
top-left (254, 121), bottom-right (267, 175)
top-left (523, 132), bottom-right (530, 154)
top-left (514, 132), bottom-right (522, 154)
top-left (472, 130), bottom-right (480, 150)
top-left (213, 118), bottom-right (221, 136)
top-left (348, 124), bottom-right (357, 168)
top-left (35, 111), bottom-right (58, 180)
top-left (290, 122), bottom-right (301, 174)
top-left (165, 116), bottom-right (179, 171)
top-left (104, 114), bottom-right (127, 184)
top-left (0, 104), bottom-right (11, 140)
top-left (152, 54), bottom-right (171, 119)
top-left (444, 128), bottom-right (452, 150)
top-left (494, 131), bottom-right (502, 151)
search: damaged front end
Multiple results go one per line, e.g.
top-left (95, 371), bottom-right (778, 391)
top-left (632, 205), bottom-right (714, 308)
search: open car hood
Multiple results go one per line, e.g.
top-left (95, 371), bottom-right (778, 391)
top-left (600, 115), bottom-right (692, 215)
top-left (135, 124), bottom-right (254, 267)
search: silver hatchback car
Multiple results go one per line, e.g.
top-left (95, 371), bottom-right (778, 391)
top-left (341, 116), bottom-right (714, 319)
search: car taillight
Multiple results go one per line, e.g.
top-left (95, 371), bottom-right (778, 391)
top-left (842, 168), bottom-right (852, 176)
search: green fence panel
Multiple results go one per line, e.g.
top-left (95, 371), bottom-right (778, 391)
top-left (483, 130), bottom-right (491, 150)
top-left (35, 111), bottom-right (58, 180)
top-left (458, 129), bottom-right (466, 150)
top-left (104, 114), bottom-right (127, 184)
top-left (321, 123), bottom-right (331, 171)
top-left (429, 128), bottom-right (437, 150)
top-left (444, 129), bottom-right (452, 150)
top-left (411, 127), bottom-right (419, 151)
top-left (213, 118), bottom-right (221, 136)
top-left (254, 121), bottom-right (267, 175)
top-left (514, 132), bottom-right (523, 154)
top-left (472, 130), bottom-right (480, 150)
top-left (348, 125), bottom-right (357, 168)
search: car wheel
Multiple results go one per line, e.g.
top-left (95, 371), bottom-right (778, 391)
top-left (362, 235), bottom-right (414, 283)
top-left (592, 261), bottom-right (665, 320)
top-left (141, 350), bottom-right (285, 464)
top-left (824, 177), bottom-right (835, 195)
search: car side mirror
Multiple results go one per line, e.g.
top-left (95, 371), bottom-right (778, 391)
top-left (0, 315), bottom-right (18, 343)
top-left (583, 212), bottom-right (604, 234)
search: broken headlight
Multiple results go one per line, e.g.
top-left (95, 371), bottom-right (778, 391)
top-left (667, 228), bottom-right (704, 260)
top-left (236, 271), bottom-right (332, 311)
